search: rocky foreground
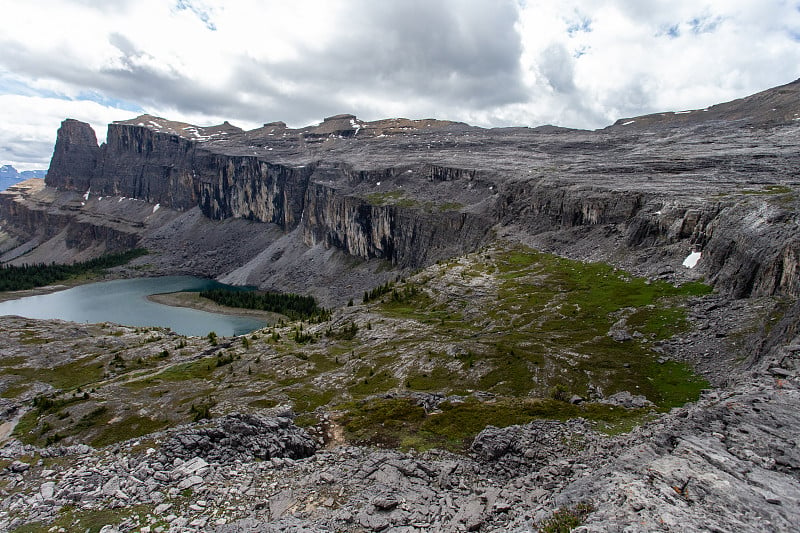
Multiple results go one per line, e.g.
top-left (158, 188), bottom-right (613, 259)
top-left (1, 319), bottom-right (797, 532)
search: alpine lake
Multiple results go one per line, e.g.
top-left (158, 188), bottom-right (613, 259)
top-left (0, 276), bottom-right (266, 336)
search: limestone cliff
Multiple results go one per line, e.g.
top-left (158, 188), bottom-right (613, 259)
top-left (10, 84), bottom-right (800, 301)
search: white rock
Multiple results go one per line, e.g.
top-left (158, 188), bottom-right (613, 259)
top-left (40, 481), bottom-right (56, 500)
top-left (177, 475), bottom-right (204, 490)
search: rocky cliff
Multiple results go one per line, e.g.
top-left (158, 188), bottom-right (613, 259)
top-left (2, 83), bottom-right (797, 302)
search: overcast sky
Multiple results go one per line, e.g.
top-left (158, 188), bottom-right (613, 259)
top-left (1, 0), bottom-right (799, 170)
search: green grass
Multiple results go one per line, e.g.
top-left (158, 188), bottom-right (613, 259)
top-left (741, 184), bottom-right (793, 195)
top-left (4, 356), bottom-right (105, 392)
top-left (348, 369), bottom-right (399, 397)
top-left (405, 366), bottom-right (453, 391)
top-left (374, 245), bottom-right (711, 407)
top-left (0, 381), bottom-right (31, 399)
top-left (364, 190), bottom-right (406, 205)
top-left (339, 396), bottom-right (650, 452)
top-left (10, 504), bottom-right (151, 533)
top-left (647, 360), bottom-right (709, 408)
top-left (12, 411), bottom-right (41, 444)
top-left (91, 415), bottom-right (168, 447)
top-left (287, 386), bottom-right (336, 412)
top-left (124, 356), bottom-right (217, 388)
top-left (248, 398), bottom-right (279, 409)
top-left (538, 502), bottom-right (596, 533)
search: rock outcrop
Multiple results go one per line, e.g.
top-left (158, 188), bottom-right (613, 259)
top-left (46, 119), bottom-right (100, 192)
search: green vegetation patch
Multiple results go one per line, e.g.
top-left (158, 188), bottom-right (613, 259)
top-left (91, 415), bottom-right (168, 447)
top-left (538, 502), bottom-right (596, 533)
top-left (4, 356), bottom-right (105, 391)
top-left (371, 244), bottom-right (712, 408)
top-left (248, 398), bottom-right (279, 409)
top-left (741, 184), bottom-right (793, 195)
top-left (124, 356), bottom-right (217, 388)
top-left (11, 504), bottom-right (151, 533)
top-left (0, 248), bottom-right (148, 291)
top-left (287, 386), bottom-right (336, 412)
top-left (348, 369), bottom-right (399, 397)
top-left (200, 288), bottom-right (329, 321)
top-left (647, 360), bottom-right (709, 408)
top-left (340, 396), bottom-right (648, 452)
top-left (405, 366), bottom-right (453, 391)
top-left (364, 190), bottom-right (405, 205)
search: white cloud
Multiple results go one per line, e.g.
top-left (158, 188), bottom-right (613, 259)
top-left (0, 0), bottom-right (798, 169)
top-left (0, 95), bottom-right (134, 171)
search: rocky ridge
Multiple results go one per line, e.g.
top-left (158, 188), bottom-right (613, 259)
top-left (0, 81), bottom-right (797, 305)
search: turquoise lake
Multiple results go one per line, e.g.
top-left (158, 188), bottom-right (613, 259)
top-left (0, 276), bottom-right (265, 336)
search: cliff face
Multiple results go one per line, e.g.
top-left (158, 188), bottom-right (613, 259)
top-left (303, 181), bottom-right (492, 268)
top-left (99, 124), bottom-right (200, 208)
top-left (197, 156), bottom-right (313, 230)
top-left (46, 119), bottom-right (100, 192)
top-left (43, 119), bottom-right (496, 269)
top-left (29, 103), bottom-right (800, 301)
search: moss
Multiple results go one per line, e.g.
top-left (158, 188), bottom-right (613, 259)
top-left (538, 502), bottom-right (595, 533)
top-left (91, 415), bottom-right (168, 447)
top-left (405, 366), bottom-right (453, 391)
top-left (339, 396), bottom-right (648, 452)
top-left (11, 504), bottom-right (151, 533)
top-left (287, 386), bottom-right (336, 412)
top-left (248, 398), bottom-right (279, 409)
top-left (5, 356), bottom-right (105, 392)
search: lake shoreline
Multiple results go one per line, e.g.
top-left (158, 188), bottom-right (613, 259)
top-left (147, 291), bottom-right (284, 324)
top-left (0, 276), bottom-right (270, 337)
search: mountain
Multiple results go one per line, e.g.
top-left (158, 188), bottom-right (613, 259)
top-left (0, 164), bottom-right (46, 191)
top-left (608, 77), bottom-right (800, 130)
top-left (0, 80), bottom-right (798, 532)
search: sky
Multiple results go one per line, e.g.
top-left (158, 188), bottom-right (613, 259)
top-left (1, 0), bottom-right (799, 171)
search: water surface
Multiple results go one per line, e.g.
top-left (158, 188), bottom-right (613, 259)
top-left (0, 276), bottom-right (265, 336)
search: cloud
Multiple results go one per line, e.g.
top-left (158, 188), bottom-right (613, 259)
top-left (0, 0), bottom-right (799, 168)
top-left (0, 95), bottom-right (135, 171)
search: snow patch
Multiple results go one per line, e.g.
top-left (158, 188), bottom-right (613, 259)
top-left (675, 110), bottom-right (692, 114)
top-left (376, 182), bottom-right (381, 186)
top-left (83, 189), bottom-right (90, 201)
top-left (153, 204), bottom-right (160, 213)
top-left (683, 251), bottom-right (702, 269)
top-left (622, 120), bottom-right (635, 126)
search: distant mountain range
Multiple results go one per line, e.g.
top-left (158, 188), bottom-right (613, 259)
top-left (0, 165), bottom-right (46, 191)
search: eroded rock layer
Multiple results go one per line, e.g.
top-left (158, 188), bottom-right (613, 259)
top-left (4, 91), bottom-right (797, 304)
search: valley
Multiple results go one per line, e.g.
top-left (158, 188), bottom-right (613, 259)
top-left (0, 80), bottom-right (798, 532)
